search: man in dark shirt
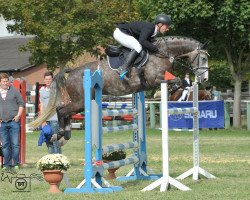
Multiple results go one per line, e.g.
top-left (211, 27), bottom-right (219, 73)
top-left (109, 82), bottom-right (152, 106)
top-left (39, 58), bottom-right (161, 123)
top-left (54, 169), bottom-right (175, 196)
top-left (113, 14), bottom-right (171, 79)
top-left (0, 73), bottom-right (24, 170)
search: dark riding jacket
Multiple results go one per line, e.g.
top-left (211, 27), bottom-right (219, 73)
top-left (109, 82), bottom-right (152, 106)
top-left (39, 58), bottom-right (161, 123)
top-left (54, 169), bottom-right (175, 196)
top-left (182, 79), bottom-right (192, 88)
top-left (117, 22), bottom-right (158, 52)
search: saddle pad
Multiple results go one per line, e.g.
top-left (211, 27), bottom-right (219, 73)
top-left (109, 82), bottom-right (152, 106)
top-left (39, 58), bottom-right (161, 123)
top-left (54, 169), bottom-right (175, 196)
top-left (107, 51), bottom-right (149, 70)
top-left (107, 55), bottom-right (124, 70)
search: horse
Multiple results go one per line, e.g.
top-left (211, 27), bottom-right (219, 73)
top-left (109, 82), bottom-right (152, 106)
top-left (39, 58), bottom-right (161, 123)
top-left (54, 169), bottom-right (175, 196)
top-left (169, 88), bottom-right (212, 101)
top-left (29, 36), bottom-right (209, 143)
top-left (153, 86), bottom-right (212, 101)
top-left (154, 87), bottom-right (212, 101)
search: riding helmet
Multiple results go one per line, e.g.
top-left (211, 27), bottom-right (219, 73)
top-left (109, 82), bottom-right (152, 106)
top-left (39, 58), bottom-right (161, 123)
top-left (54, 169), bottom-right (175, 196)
top-left (155, 14), bottom-right (171, 25)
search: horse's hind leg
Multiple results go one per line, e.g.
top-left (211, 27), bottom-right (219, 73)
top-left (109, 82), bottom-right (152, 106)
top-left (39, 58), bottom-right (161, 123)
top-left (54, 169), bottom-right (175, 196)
top-left (54, 100), bottom-right (84, 141)
top-left (50, 105), bottom-right (67, 142)
top-left (64, 116), bottom-right (71, 140)
top-left (57, 115), bottom-right (71, 146)
top-left (53, 105), bottom-right (66, 140)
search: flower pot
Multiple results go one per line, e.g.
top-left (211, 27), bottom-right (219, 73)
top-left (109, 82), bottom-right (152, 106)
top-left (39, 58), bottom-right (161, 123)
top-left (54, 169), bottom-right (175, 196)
top-left (103, 160), bottom-right (119, 179)
top-left (107, 168), bottom-right (119, 179)
top-left (43, 170), bottom-right (63, 193)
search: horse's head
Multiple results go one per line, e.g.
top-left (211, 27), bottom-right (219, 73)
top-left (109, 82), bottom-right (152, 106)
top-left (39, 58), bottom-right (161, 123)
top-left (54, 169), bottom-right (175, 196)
top-left (180, 48), bottom-right (209, 83)
top-left (156, 37), bottom-right (209, 83)
top-left (198, 88), bottom-right (213, 100)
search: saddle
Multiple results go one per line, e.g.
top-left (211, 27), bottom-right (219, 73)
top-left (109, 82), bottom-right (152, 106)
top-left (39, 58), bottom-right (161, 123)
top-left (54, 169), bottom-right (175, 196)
top-left (105, 45), bottom-right (149, 70)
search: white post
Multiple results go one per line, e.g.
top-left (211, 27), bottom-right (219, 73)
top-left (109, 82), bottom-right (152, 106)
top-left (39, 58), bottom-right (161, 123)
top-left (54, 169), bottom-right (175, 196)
top-left (161, 81), bottom-right (170, 191)
top-left (176, 77), bottom-right (216, 180)
top-left (141, 81), bottom-right (191, 192)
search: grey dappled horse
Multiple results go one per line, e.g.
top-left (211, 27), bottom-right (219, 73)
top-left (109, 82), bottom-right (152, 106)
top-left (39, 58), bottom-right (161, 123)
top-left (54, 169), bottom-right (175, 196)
top-left (30, 36), bottom-right (209, 142)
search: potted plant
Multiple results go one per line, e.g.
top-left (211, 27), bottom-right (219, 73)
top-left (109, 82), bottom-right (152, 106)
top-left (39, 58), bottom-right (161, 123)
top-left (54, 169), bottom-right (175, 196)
top-left (102, 150), bottom-right (126, 179)
top-left (37, 154), bottom-right (70, 193)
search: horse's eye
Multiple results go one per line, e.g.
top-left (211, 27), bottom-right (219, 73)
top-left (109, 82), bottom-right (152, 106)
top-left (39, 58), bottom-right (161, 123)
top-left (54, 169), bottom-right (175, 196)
top-left (201, 57), bottom-right (207, 63)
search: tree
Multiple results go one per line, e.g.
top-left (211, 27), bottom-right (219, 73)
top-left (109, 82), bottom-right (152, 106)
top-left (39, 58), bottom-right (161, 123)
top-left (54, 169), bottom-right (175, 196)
top-left (134, 0), bottom-right (250, 128)
top-left (208, 61), bottom-right (233, 91)
top-left (0, 0), bottom-right (137, 70)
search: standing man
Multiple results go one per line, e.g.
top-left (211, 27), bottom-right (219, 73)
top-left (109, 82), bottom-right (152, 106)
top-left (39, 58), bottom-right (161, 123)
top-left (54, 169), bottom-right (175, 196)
top-left (179, 72), bottom-right (193, 101)
top-left (40, 71), bottom-right (61, 154)
top-left (0, 73), bottom-right (24, 170)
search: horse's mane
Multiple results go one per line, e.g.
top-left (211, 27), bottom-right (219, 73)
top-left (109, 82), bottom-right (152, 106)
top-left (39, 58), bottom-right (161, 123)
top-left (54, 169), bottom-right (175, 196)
top-left (156, 36), bottom-right (201, 45)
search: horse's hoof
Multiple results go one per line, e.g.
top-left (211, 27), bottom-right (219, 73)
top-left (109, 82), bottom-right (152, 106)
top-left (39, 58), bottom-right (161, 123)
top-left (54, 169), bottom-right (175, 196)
top-left (58, 138), bottom-right (68, 147)
top-left (50, 134), bottom-right (58, 142)
top-left (64, 132), bottom-right (71, 140)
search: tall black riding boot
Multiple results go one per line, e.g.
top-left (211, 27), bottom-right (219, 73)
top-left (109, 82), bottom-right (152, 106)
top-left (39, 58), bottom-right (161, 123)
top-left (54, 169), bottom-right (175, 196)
top-left (117, 49), bottom-right (139, 80)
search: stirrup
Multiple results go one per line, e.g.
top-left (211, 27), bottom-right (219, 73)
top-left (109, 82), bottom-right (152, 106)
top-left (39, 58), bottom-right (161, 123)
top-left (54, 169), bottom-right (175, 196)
top-left (119, 71), bottom-right (128, 80)
top-left (117, 65), bottom-right (127, 73)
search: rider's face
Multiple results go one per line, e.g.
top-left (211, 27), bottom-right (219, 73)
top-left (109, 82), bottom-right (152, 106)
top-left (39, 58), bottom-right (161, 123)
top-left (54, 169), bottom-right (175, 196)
top-left (158, 24), bottom-right (169, 34)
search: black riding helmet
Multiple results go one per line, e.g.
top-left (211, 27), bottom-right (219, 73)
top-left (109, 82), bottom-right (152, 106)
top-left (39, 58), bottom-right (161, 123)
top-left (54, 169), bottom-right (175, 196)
top-left (155, 14), bottom-right (171, 25)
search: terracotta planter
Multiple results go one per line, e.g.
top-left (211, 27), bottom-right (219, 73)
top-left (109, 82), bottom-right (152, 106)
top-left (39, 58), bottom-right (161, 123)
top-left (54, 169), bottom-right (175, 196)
top-left (103, 160), bottom-right (120, 179)
top-left (43, 170), bottom-right (63, 193)
top-left (107, 168), bottom-right (119, 179)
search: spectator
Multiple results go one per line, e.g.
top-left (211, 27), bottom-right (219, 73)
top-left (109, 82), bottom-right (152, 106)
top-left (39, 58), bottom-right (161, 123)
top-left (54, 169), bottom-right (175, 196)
top-left (0, 73), bottom-right (24, 170)
top-left (178, 72), bottom-right (193, 101)
top-left (39, 71), bottom-right (61, 154)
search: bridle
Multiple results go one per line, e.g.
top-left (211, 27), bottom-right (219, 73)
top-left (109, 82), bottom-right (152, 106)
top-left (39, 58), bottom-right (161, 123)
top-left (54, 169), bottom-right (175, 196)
top-left (174, 49), bottom-right (209, 76)
top-left (154, 38), bottom-right (209, 76)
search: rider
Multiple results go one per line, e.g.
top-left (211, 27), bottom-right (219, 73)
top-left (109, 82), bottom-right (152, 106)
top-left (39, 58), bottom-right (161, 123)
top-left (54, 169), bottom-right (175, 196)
top-left (113, 14), bottom-right (171, 80)
top-left (179, 72), bottom-right (193, 101)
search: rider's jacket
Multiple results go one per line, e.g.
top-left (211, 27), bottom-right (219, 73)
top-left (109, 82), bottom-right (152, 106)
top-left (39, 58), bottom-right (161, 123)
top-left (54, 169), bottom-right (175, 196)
top-left (117, 21), bottom-right (158, 52)
top-left (182, 79), bottom-right (192, 89)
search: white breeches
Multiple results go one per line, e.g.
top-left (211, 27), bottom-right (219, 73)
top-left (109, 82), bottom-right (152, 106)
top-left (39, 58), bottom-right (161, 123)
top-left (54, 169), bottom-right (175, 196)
top-left (178, 87), bottom-right (191, 102)
top-left (113, 28), bottom-right (142, 53)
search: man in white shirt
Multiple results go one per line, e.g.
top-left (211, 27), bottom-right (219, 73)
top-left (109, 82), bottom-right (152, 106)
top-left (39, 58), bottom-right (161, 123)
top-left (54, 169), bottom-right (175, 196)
top-left (39, 71), bottom-right (61, 154)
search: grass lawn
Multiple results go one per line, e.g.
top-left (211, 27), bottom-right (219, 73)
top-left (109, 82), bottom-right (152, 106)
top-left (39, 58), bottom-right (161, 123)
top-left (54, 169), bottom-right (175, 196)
top-left (0, 128), bottom-right (249, 200)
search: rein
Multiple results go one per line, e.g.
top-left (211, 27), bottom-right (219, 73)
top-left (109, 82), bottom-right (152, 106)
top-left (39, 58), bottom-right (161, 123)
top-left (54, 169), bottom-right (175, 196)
top-left (154, 38), bottom-right (209, 75)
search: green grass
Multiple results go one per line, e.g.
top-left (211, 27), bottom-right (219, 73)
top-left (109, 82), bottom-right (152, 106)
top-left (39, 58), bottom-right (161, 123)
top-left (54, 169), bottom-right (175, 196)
top-left (1, 129), bottom-right (250, 200)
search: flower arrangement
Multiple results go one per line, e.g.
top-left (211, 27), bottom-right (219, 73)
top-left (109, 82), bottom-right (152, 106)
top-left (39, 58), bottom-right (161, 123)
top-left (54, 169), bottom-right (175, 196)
top-left (102, 150), bottom-right (126, 161)
top-left (37, 154), bottom-right (70, 171)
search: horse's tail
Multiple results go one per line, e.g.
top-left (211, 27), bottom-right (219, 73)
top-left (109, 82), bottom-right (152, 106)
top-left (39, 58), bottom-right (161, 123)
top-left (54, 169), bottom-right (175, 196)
top-left (29, 68), bottom-right (72, 128)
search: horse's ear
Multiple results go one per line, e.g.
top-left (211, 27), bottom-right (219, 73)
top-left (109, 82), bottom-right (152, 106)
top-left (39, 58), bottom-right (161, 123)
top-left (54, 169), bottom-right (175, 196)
top-left (200, 41), bottom-right (210, 50)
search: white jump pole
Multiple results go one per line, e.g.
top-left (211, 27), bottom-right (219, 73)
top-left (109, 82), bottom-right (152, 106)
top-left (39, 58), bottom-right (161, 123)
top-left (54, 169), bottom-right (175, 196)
top-left (141, 72), bottom-right (191, 192)
top-left (176, 76), bottom-right (216, 180)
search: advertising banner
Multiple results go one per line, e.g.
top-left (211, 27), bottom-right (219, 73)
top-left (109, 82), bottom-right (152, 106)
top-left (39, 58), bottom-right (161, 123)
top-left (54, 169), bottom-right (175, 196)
top-left (168, 100), bottom-right (224, 129)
